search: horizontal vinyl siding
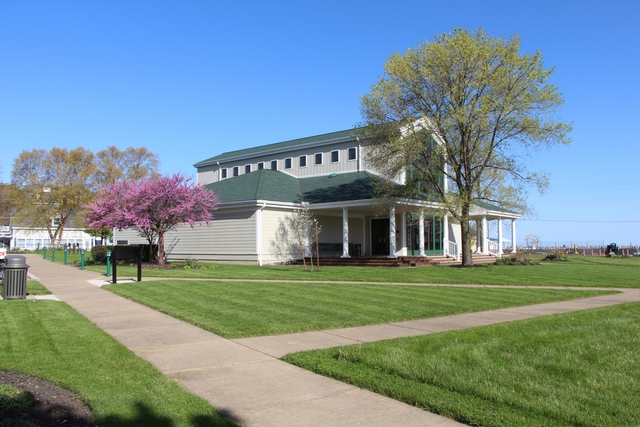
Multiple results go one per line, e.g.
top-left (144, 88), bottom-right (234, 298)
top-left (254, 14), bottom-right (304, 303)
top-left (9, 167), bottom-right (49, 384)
top-left (114, 209), bottom-right (258, 263)
top-left (165, 210), bottom-right (256, 262)
top-left (260, 208), bottom-right (301, 264)
top-left (316, 214), bottom-right (364, 246)
top-left (199, 141), bottom-right (361, 184)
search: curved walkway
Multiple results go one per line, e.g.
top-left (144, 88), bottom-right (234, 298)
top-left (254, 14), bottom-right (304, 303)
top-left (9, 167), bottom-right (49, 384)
top-left (22, 255), bottom-right (640, 427)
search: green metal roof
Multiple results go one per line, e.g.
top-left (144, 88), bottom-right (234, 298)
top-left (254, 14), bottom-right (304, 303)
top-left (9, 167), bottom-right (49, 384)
top-left (194, 129), bottom-right (357, 167)
top-left (205, 170), bottom-right (302, 203)
top-left (206, 170), bottom-right (381, 205)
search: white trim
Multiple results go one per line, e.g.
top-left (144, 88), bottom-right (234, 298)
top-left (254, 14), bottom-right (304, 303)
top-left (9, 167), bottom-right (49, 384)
top-left (331, 150), bottom-right (340, 163)
top-left (314, 152), bottom-right (323, 166)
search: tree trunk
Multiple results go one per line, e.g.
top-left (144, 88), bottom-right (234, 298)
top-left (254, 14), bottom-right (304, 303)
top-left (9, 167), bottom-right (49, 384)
top-left (157, 231), bottom-right (165, 266)
top-left (459, 206), bottom-right (474, 267)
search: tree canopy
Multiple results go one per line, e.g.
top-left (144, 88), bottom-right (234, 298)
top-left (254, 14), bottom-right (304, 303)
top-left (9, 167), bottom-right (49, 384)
top-left (10, 148), bottom-right (96, 246)
top-left (360, 28), bottom-right (572, 266)
top-left (85, 173), bottom-right (219, 265)
top-left (9, 146), bottom-right (160, 247)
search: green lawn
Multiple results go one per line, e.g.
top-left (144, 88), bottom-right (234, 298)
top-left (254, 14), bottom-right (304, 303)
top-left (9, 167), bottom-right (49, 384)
top-left (284, 303), bottom-right (640, 427)
top-left (86, 255), bottom-right (640, 288)
top-left (105, 280), bottom-right (614, 338)
top-left (0, 300), bottom-right (236, 427)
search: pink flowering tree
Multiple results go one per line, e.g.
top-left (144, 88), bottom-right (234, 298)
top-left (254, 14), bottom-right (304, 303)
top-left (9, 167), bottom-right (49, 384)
top-left (85, 173), bottom-right (219, 265)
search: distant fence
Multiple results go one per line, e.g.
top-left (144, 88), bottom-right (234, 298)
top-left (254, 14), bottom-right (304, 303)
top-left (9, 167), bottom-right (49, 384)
top-left (514, 241), bottom-right (639, 255)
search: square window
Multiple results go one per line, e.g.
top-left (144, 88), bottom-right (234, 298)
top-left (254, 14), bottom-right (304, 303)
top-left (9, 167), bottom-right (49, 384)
top-left (257, 162), bottom-right (264, 170)
top-left (314, 153), bottom-right (323, 165)
top-left (245, 164), bottom-right (251, 174)
top-left (221, 168), bottom-right (228, 178)
top-left (348, 147), bottom-right (357, 161)
top-left (331, 150), bottom-right (339, 163)
top-left (233, 166), bottom-right (239, 177)
top-left (284, 158), bottom-right (292, 169)
top-left (299, 155), bottom-right (307, 167)
top-left (271, 160), bottom-right (278, 171)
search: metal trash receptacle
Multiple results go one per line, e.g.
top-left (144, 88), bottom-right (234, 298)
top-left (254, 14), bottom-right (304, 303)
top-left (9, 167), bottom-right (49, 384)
top-left (1, 255), bottom-right (29, 300)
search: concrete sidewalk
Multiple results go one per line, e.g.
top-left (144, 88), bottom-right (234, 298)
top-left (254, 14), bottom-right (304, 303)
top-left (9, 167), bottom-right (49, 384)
top-left (22, 254), bottom-right (640, 427)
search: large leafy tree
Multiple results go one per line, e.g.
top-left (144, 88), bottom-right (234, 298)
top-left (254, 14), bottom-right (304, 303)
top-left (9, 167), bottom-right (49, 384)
top-left (95, 146), bottom-right (160, 186)
top-left (10, 148), bottom-right (96, 246)
top-left (85, 173), bottom-right (219, 265)
top-left (360, 28), bottom-right (572, 266)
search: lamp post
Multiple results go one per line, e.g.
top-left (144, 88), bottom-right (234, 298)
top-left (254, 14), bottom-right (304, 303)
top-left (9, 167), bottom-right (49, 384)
top-left (106, 249), bottom-right (111, 276)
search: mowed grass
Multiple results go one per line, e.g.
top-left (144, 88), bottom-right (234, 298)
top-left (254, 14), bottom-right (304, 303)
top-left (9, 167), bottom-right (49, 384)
top-left (104, 280), bottom-right (613, 338)
top-left (284, 303), bottom-right (640, 427)
top-left (0, 300), bottom-right (236, 427)
top-left (88, 255), bottom-right (640, 288)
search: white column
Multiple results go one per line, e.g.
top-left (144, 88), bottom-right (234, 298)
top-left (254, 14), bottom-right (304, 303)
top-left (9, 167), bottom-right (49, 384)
top-left (443, 214), bottom-right (449, 256)
top-left (401, 213), bottom-right (407, 256)
top-left (511, 219), bottom-right (517, 253)
top-left (418, 211), bottom-right (426, 257)
top-left (481, 216), bottom-right (488, 254)
top-left (388, 206), bottom-right (397, 258)
top-left (341, 208), bottom-right (350, 258)
top-left (498, 218), bottom-right (504, 256)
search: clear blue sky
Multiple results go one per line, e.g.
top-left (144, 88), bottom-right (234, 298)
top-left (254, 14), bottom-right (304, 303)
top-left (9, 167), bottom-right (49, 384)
top-left (1, 0), bottom-right (639, 246)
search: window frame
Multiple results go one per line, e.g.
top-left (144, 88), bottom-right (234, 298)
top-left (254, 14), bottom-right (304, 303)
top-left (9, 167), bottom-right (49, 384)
top-left (314, 152), bottom-right (323, 166)
top-left (257, 162), bottom-right (264, 170)
top-left (221, 168), bottom-right (228, 179)
top-left (233, 166), bottom-right (239, 177)
top-left (270, 160), bottom-right (278, 171)
top-left (284, 157), bottom-right (292, 169)
top-left (348, 147), bottom-right (357, 161)
top-left (299, 155), bottom-right (307, 168)
top-left (245, 164), bottom-right (251, 174)
top-left (331, 150), bottom-right (339, 163)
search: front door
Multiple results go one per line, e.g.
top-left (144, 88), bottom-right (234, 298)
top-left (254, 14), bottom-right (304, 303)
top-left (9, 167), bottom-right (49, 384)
top-left (371, 218), bottom-right (389, 256)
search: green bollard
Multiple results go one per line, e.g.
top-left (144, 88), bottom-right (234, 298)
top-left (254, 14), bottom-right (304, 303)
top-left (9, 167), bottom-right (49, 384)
top-left (43, 247), bottom-right (47, 260)
top-left (106, 250), bottom-right (111, 277)
top-left (36, 243), bottom-right (41, 255)
top-left (51, 248), bottom-right (55, 263)
top-left (64, 247), bottom-right (68, 265)
top-left (81, 249), bottom-right (85, 270)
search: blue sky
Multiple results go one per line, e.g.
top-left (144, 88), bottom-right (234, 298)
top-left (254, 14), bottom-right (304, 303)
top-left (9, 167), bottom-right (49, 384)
top-left (1, 0), bottom-right (639, 246)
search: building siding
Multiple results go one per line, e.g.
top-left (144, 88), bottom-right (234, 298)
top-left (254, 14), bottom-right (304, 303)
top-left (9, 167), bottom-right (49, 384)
top-left (198, 140), bottom-right (362, 185)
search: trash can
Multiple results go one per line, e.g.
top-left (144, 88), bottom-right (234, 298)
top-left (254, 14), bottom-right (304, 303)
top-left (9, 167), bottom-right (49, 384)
top-left (1, 255), bottom-right (29, 300)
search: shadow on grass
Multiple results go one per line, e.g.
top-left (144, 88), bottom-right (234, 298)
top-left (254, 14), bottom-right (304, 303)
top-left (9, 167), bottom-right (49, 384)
top-left (96, 401), bottom-right (239, 427)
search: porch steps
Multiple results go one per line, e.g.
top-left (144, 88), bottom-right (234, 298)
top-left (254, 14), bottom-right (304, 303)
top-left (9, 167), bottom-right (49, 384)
top-left (294, 253), bottom-right (498, 268)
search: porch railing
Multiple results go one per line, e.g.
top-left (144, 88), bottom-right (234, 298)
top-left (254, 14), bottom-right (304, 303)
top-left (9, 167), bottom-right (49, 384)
top-left (487, 240), bottom-right (501, 258)
top-left (446, 240), bottom-right (459, 261)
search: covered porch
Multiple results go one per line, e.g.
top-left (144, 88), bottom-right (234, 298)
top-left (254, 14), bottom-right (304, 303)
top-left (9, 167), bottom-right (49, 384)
top-left (308, 200), bottom-right (520, 261)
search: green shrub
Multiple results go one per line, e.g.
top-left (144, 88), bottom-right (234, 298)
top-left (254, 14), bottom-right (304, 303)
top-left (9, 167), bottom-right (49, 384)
top-left (543, 250), bottom-right (569, 262)
top-left (90, 245), bottom-right (113, 264)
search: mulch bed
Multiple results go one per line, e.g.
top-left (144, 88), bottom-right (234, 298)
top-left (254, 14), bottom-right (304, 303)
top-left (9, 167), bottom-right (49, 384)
top-left (0, 371), bottom-right (94, 426)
